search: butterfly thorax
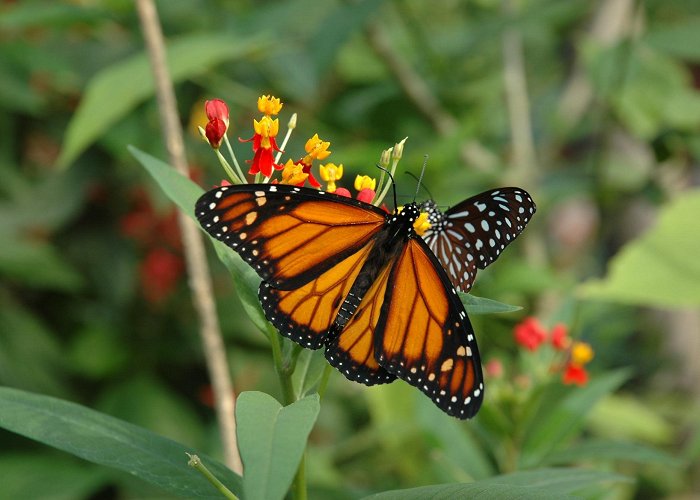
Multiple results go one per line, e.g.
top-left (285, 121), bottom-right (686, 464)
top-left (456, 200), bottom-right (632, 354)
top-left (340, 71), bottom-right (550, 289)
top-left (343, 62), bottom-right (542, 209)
top-left (329, 203), bottom-right (421, 336)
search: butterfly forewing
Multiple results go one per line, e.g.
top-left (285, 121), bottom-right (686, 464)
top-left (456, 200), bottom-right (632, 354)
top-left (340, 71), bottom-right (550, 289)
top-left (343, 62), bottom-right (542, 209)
top-left (196, 184), bottom-right (386, 289)
top-left (375, 238), bottom-right (483, 419)
top-left (421, 187), bottom-right (536, 292)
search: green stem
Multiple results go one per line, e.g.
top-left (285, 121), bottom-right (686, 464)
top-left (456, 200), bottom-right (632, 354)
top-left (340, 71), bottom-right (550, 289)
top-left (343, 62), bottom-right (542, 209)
top-left (292, 453), bottom-right (308, 500)
top-left (266, 325), bottom-right (308, 500)
top-left (267, 325), bottom-right (295, 405)
top-left (215, 149), bottom-right (244, 184)
top-left (187, 453), bottom-right (239, 500)
top-left (223, 135), bottom-right (247, 183)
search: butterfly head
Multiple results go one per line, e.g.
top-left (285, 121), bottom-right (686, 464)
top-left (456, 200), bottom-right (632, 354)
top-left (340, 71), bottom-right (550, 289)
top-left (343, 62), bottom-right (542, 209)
top-left (391, 202), bottom-right (431, 237)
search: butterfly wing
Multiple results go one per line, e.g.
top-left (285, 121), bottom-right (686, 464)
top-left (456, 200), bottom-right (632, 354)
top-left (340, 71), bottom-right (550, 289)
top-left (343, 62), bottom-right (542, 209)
top-left (324, 261), bottom-right (397, 385)
top-left (196, 184), bottom-right (387, 348)
top-left (259, 241), bottom-right (376, 349)
top-left (422, 187), bottom-right (536, 292)
top-left (196, 184), bottom-right (387, 290)
top-left (375, 237), bottom-right (483, 419)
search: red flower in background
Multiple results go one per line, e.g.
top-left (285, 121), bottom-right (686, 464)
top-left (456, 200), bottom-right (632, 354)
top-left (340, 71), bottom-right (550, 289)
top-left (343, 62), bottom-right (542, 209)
top-left (551, 323), bottom-right (570, 350)
top-left (514, 317), bottom-right (547, 351)
top-left (562, 363), bottom-right (589, 386)
top-left (120, 188), bottom-right (184, 305)
top-left (140, 248), bottom-right (184, 305)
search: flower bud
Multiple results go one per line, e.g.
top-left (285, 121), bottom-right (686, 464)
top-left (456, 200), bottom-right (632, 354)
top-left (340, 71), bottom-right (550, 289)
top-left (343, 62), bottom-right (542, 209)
top-left (205, 99), bottom-right (229, 129)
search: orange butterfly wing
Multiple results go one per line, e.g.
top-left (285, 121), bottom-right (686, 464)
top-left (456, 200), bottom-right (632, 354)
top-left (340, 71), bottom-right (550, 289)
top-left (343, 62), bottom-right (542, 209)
top-left (260, 240), bottom-right (375, 349)
top-left (375, 238), bottom-right (484, 419)
top-left (196, 184), bottom-right (386, 289)
top-left (197, 184), bottom-right (388, 349)
top-left (325, 262), bottom-right (396, 385)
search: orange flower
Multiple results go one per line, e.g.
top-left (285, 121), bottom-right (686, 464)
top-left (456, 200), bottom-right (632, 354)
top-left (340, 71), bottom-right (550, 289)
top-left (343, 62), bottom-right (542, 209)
top-left (280, 159), bottom-right (309, 186)
top-left (294, 134), bottom-right (330, 188)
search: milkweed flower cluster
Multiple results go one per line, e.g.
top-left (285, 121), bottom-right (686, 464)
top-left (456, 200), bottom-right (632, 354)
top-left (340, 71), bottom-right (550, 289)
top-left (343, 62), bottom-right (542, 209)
top-left (513, 317), bottom-right (594, 386)
top-left (198, 94), bottom-right (408, 209)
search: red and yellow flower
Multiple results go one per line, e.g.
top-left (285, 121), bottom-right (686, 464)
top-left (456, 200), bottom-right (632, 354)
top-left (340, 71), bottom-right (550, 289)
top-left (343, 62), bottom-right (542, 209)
top-left (240, 95), bottom-right (285, 178)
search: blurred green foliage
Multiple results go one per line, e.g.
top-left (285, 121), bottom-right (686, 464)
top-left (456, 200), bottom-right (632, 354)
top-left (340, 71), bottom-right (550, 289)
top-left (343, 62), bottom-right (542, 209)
top-left (1, 0), bottom-right (699, 498)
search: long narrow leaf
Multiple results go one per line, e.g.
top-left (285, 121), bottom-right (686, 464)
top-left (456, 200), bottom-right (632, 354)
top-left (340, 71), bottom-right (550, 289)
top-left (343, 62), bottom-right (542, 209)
top-left (0, 387), bottom-right (241, 499)
top-left (362, 467), bottom-right (630, 500)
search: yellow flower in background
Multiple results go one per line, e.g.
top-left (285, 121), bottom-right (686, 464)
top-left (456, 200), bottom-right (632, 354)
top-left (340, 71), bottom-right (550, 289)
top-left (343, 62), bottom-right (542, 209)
top-left (570, 341), bottom-right (594, 367)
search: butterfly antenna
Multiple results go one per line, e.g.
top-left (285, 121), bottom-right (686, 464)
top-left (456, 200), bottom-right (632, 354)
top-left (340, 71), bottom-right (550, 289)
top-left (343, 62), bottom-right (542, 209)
top-left (413, 154), bottom-right (428, 202)
top-left (376, 164), bottom-right (398, 209)
top-left (405, 171), bottom-right (434, 200)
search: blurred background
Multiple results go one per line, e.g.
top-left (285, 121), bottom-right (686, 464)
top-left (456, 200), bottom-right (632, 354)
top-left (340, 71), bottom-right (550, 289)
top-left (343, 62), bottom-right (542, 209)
top-left (1, 0), bottom-right (699, 498)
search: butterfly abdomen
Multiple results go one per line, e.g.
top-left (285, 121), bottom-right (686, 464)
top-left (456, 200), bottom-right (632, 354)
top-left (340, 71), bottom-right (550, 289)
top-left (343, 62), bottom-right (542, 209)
top-left (329, 204), bottom-right (420, 335)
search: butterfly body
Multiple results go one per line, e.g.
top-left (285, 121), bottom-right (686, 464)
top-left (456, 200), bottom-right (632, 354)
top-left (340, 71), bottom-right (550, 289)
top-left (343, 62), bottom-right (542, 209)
top-left (196, 183), bottom-right (533, 419)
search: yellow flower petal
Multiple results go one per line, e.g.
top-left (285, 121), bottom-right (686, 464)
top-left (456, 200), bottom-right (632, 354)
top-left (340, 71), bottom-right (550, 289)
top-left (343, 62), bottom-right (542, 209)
top-left (354, 175), bottom-right (376, 191)
top-left (258, 95), bottom-right (283, 116)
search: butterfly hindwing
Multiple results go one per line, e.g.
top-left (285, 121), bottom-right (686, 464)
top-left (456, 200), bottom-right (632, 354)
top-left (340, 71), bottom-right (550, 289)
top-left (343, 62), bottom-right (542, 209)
top-left (325, 262), bottom-right (396, 385)
top-left (375, 238), bottom-right (483, 419)
top-left (196, 184), bottom-right (387, 289)
top-left (421, 187), bottom-right (536, 292)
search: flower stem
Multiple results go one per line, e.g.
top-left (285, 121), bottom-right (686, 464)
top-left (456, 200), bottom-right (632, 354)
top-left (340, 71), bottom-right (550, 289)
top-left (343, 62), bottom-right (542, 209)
top-left (187, 454), bottom-right (239, 500)
top-left (223, 135), bottom-right (247, 183)
top-left (216, 149), bottom-right (245, 185)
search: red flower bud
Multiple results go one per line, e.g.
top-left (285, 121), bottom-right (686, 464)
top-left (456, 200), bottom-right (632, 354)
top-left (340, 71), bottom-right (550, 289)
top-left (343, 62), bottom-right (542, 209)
top-left (205, 118), bottom-right (227, 149)
top-left (334, 187), bottom-right (351, 198)
top-left (205, 99), bottom-right (229, 128)
top-left (356, 188), bottom-right (375, 204)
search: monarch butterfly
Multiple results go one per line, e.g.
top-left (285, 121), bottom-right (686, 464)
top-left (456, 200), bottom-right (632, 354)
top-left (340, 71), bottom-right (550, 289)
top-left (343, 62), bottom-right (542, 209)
top-left (420, 188), bottom-right (536, 293)
top-left (195, 183), bottom-right (533, 419)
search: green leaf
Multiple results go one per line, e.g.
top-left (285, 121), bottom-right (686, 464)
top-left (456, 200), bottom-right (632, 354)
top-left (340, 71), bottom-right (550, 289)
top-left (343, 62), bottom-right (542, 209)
top-left (0, 452), bottom-right (108, 500)
top-left (292, 349), bottom-right (328, 399)
top-left (542, 439), bottom-right (682, 467)
top-left (129, 146), bottom-right (204, 216)
top-left (362, 468), bottom-right (630, 500)
top-left (646, 20), bottom-right (700, 62)
top-left (58, 33), bottom-right (265, 168)
top-left (578, 190), bottom-right (700, 308)
top-left (459, 292), bottom-right (522, 315)
top-left (416, 401), bottom-right (495, 480)
top-left (587, 394), bottom-right (674, 445)
top-left (236, 392), bottom-right (320, 500)
top-left (518, 370), bottom-right (630, 468)
top-left (0, 387), bottom-right (241, 498)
